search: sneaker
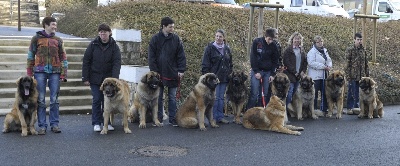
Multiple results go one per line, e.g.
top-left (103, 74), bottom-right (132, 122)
top-left (169, 119), bottom-right (178, 127)
top-left (93, 125), bottom-right (101, 132)
top-left (51, 126), bottom-right (61, 133)
top-left (347, 109), bottom-right (354, 115)
top-left (218, 118), bottom-right (229, 124)
top-left (37, 128), bottom-right (46, 135)
top-left (107, 125), bottom-right (114, 131)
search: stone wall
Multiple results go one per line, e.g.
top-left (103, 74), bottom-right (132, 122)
top-left (116, 41), bottom-right (141, 65)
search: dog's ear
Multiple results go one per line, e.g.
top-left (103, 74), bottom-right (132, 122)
top-left (242, 72), bottom-right (248, 81)
top-left (100, 79), bottom-right (106, 91)
top-left (327, 73), bottom-right (333, 81)
top-left (141, 73), bottom-right (148, 83)
top-left (16, 76), bottom-right (23, 85)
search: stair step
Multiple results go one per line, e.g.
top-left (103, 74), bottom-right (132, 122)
top-left (0, 78), bottom-right (86, 88)
top-left (0, 105), bottom-right (93, 116)
top-left (0, 86), bottom-right (91, 98)
top-left (0, 38), bottom-right (91, 47)
top-left (0, 61), bottom-right (82, 70)
top-left (0, 53), bottom-right (84, 62)
top-left (0, 95), bottom-right (93, 109)
top-left (0, 46), bottom-right (86, 54)
top-left (0, 69), bottom-right (83, 80)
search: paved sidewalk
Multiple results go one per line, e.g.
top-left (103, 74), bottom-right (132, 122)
top-left (0, 25), bottom-right (84, 38)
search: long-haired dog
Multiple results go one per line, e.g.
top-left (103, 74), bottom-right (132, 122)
top-left (3, 76), bottom-right (38, 136)
top-left (358, 77), bottom-right (383, 119)
top-left (325, 70), bottom-right (346, 119)
top-left (225, 71), bottom-right (248, 124)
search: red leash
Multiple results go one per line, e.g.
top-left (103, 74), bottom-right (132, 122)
top-left (161, 76), bottom-right (181, 99)
top-left (260, 78), bottom-right (266, 108)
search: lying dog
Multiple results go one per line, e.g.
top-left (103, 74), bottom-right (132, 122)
top-left (325, 70), bottom-right (346, 119)
top-left (225, 71), bottom-right (248, 124)
top-left (358, 77), bottom-right (383, 119)
top-left (100, 78), bottom-right (131, 134)
top-left (176, 73), bottom-right (220, 131)
top-left (3, 76), bottom-right (38, 136)
top-left (242, 95), bottom-right (304, 136)
top-left (128, 71), bottom-right (162, 128)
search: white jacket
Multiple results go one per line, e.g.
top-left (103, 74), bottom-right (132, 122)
top-left (307, 46), bottom-right (332, 80)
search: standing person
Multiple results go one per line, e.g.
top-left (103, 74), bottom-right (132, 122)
top-left (345, 33), bottom-right (369, 115)
top-left (307, 35), bottom-right (332, 113)
top-left (247, 28), bottom-right (280, 109)
top-left (201, 29), bottom-right (233, 124)
top-left (148, 17), bottom-right (186, 126)
top-left (82, 23), bottom-right (121, 132)
top-left (283, 32), bottom-right (308, 107)
top-left (27, 16), bottom-right (68, 135)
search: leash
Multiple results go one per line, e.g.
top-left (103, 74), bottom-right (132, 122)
top-left (320, 70), bottom-right (325, 111)
top-left (260, 78), bottom-right (266, 108)
top-left (161, 75), bottom-right (181, 100)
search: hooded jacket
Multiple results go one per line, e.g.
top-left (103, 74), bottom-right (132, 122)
top-left (250, 37), bottom-right (279, 75)
top-left (82, 36), bottom-right (121, 85)
top-left (27, 30), bottom-right (68, 80)
top-left (345, 44), bottom-right (369, 81)
top-left (201, 42), bottom-right (233, 83)
top-left (307, 46), bottom-right (332, 80)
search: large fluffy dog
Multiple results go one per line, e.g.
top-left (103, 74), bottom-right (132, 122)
top-left (242, 95), bottom-right (304, 136)
top-left (128, 71), bottom-right (162, 128)
top-left (225, 71), bottom-right (248, 124)
top-left (325, 70), bottom-right (346, 119)
top-left (100, 78), bottom-right (131, 134)
top-left (176, 73), bottom-right (220, 131)
top-left (358, 77), bottom-right (384, 119)
top-left (288, 75), bottom-right (319, 120)
top-left (271, 72), bottom-right (290, 122)
top-left (3, 76), bottom-right (38, 136)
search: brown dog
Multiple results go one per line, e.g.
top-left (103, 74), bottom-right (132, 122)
top-left (271, 72), bottom-right (290, 122)
top-left (3, 76), bottom-right (38, 136)
top-left (128, 71), bottom-right (162, 128)
top-left (358, 77), bottom-right (383, 119)
top-left (325, 70), bottom-right (346, 119)
top-left (288, 75), bottom-right (320, 120)
top-left (242, 95), bottom-right (304, 136)
top-left (100, 78), bottom-right (131, 134)
top-left (176, 73), bottom-right (220, 131)
top-left (225, 71), bottom-right (248, 124)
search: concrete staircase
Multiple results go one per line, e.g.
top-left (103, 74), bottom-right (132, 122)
top-left (0, 36), bottom-right (93, 115)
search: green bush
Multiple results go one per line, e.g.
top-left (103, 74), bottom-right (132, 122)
top-left (56, 0), bottom-right (400, 105)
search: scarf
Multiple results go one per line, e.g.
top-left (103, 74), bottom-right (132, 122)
top-left (213, 41), bottom-right (225, 55)
top-left (314, 44), bottom-right (327, 61)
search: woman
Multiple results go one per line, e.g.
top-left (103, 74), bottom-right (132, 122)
top-left (82, 23), bottom-right (121, 132)
top-left (307, 35), bottom-right (332, 113)
top-left (201, 29), bottom-right (233, 124)
top-left (283, 32), bottom-right (308, 107)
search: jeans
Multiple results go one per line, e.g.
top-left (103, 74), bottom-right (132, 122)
top-left (35, 73), bottom-right (60, 129)
top-left (346, 80), bottom-right (360, 109)
top-left (247, 70), bottom-right (271, 109)
top-left (90, 84), bottom-right (104, 125)
top-left (158, 86), bottom-right (177, 122)
top-left (286, 82), bottom-right (300, 106)
top-left (213, 83), bottom-right (227, 121)
top-left (314, 79), bottom-right (327, 112)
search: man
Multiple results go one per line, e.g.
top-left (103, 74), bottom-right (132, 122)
top-left (27, 16), bottom-right (68, 135)
top-left (247, 28), bottom-right (280, 109)
top-left (82, 23), bottom-right (121, 131)
top-left (148, 17), bottom-right (186, 126)
top-left (345, 33), bottom-right (369, 115)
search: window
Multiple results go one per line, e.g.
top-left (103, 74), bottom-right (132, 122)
top-left (291, 0), bottom-right (303, 7)
top-left (378, 2), bottom-right (388, 12)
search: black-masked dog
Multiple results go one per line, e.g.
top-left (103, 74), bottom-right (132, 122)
top-left (358, 77), bottom-right (383, 119)
top-left (271, 72), bottom-right (290, 122)
top-left (288, 75), bottom-right (321, 120)
top-left (128, 71), bottom-right (162, 128)
top-left (325, 70), bottom-right (346, 119)
top-left (100, 78), bottom-right (131, 134)
top-left (3, 76), bottom-right (38, 136)
top-left (176, 73), bottom-right (220, 131)
top-left (225, 71), bottom-right (248, 124)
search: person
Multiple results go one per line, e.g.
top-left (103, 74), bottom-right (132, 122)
top-left (283, 32), bottom-right (308, 107)
top-left (82, 23), bottom-right (121, 132)
top-left (27, 16), bottom-right (68, 135)
top-left (148, 17), bottom-right (186, 126)
top-left (345, 33), bottom-right (369, 115)
top-left (247, 28), bottom-right (280, 109)
top-left (307, 35), bottom-right (332, 113)
top-left (201, 29), bottom-right (233, 124)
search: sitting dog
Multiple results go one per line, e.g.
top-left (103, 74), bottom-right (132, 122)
top-left (176, 73), bottom-right (220, 131)
top-left (325, 70), bottom-right (346, 119)
top-left (271, 72), bottom-right (290, 122)
top-left (358, 77), bottom-right (383, 119)
top-left (2, 76), bottom-right (38, 136)
top-left (128, 71), bottom-right (162, 128)
top-left (242, 95), bottom-right (304, 136)
top-left (100, 78), bottom-right (132, 134)
top-left (225, 71), bottom-right (248, 124)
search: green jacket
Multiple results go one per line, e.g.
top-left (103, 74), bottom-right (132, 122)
top-left (345, 45), bottom-right (369, 81)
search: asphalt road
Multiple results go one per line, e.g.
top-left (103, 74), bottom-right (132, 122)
top-left (0, 105), bottom-right (399, 166)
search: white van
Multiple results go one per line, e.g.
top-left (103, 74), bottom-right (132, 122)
top-left (372, 0), bottom-right (400, 21)
top-left (267, 0), bottom-right (350, 18)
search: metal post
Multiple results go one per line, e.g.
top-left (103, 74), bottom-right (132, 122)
top-left (18, 0), bottom-right (21, 31)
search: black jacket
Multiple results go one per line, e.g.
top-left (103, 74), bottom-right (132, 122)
top-left (201, 42), bottom-right (233, 83)
top-left (148, 30), bottom-right (186, 87)
top-left (250, 37), bottom-right (279, 75)
top-left (82, 36), bottom-right (121, 85)
top-left (283, 45), bottom-right (308, 83)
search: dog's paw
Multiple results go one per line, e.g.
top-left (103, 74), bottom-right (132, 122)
top-left (124, 129), bottom-right (132, 134)
top-left (368, 115), bottom-right (374, 119)
top-left (211, 124), bottom-right (219, 128)
top-left (297, 116), bottom-right (304, 120)
top-left (139, 123), bottom-right (146, 129)
top-left (2, 128), bottom-right (9, 133)
top-left (336, 114), bottom-right (342, 119)
top-left (100, 130), bottom-right (108, 135)
top-left (326, 113), bottom-right (332, 118)
top-left (30, 130), bottom-right (37, 135)
top-left (199, 127), bottom-right (207, 131)
top-left (233, 120), bottom-right (242, 125)
top-left (21, 131), bottom-right (28, 137)
top-left (154, 122), bottom-right (163, 127)
top-left (294, 131), bottom-right (301, 136)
